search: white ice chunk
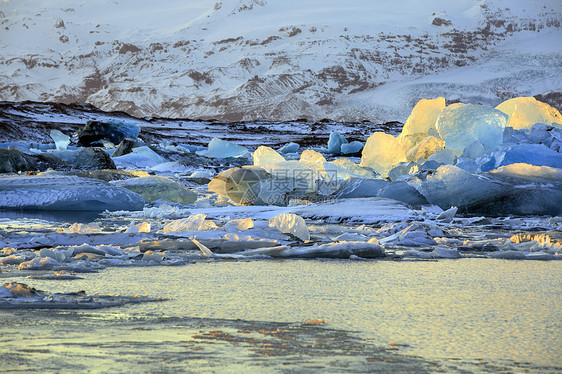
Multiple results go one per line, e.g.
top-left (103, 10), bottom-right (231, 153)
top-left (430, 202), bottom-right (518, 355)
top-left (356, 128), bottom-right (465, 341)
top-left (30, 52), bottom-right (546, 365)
top-left (196, 138), bottom-right (248, 158)
top-left (49, 129), bottom-right (70, 151)
top-left (68, 222), bottom-right (102, 234)
top-left (253, 146), bottom-right (286, 166)
top-left (0, 175), bottom-right (144, 211)
top-left (224, 218), bottom-right (254, 232)
top-left (162, 214), bottom-right (218, 233)
top-left (269, 213), bottom-right (310, 241)
top-left (495, 97), bottom-right (562, 130)
top-left (111, 176), bottom-right (196, 204)
top-left (360, 132), bottom-right (406, 176)
top-left (125, 222), bottom-right (151, 233)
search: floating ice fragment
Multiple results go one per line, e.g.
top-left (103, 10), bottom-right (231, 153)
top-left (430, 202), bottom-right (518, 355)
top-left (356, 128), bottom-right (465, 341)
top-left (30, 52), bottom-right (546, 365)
top-left (436, 104), bottom-right (507, 151)
top-left (125, 222), bottom-right (151, 233)
top-left (430, 247), bottom-right (461, 258)
top-left (269, 213), bottom-right (310, 241)
top-left (196, 138), bottom-right (248, 158)
top-left (68, 222), bottom-right (102, 234)
top-left (436, 206), bottom-right (457, 222)
top-left (428, 148), bottom-right (457, 165)
top-left (49, 130), bottom-right (70, 151)
top-left (18, 257), bottom-right (59, 270)
top-left (495, 97), bottom-right (561, 130)
top-left (224, 218), bottom-right (254, 232)
top-left (162, 214), bottom-right (218, 233)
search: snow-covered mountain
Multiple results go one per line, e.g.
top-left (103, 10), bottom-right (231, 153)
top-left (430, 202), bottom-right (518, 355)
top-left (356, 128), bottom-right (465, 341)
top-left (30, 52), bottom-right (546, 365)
top-left (0, 0), bottom-right (560, 121)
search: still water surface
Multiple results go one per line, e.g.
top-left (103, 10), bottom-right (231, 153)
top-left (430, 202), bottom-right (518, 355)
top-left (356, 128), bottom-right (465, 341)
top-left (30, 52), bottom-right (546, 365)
top-left (1, 258), bottom-right (561, 372)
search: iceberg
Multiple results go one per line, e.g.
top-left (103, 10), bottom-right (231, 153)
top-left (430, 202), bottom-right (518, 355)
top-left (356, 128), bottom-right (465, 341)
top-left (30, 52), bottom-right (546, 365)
top-left (336, 178), bottom-right (428, 206)
top-left (436, 104), bottom-right (507, 151)
top-left (0, 175), bottom-right (145, 211)
top-left (360, 132), bottom-right (406, 176)
top-left (113, 146), bottom-right (165, 169)
top-left (49, 130), bottom-right (70, 151)
top-left (495, 97), bottom-right (561, 130)
top-left (110, 176), bottom-right (197, 204)
top-left (196, 138), bottom-right (248, 158)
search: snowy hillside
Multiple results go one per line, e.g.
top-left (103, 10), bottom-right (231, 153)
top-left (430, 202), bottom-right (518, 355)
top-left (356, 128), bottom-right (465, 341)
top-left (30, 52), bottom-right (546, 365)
top-left (0, 0), bottom-right (561, 121)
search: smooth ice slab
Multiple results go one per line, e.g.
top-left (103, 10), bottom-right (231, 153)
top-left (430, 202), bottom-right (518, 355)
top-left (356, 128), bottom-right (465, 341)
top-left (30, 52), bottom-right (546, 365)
top-left (436, 104), bottom-right (507, 151)
top-left (253, 146), bottom-right (286, 166)
top-left (0, 175), bottom-right (145, 211)
top-left (399, 97), bottom-right (445, 141)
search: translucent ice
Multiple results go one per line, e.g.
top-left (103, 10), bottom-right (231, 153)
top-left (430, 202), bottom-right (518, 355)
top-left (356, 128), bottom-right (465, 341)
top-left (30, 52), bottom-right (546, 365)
top-left (224, 218), bottom-right (254, 232)
top-left (495, 97), bottom-right (561, 130)
top-left (405, 136), bottom-right (445, 162)
top-left (49, 130), bottom-right (70, 151)
top-left (436, 104), bottom-right (507, 151)
top-left (269, 213), bottom-right (310, 241)
top-left (113, 146), bottom-right (166, 169)
top-left (398, 97), bottom-right (445, 144)
top-left (111, 176), bottom-right (197, 204)
top-left (196, 138), bottom-right (248, 158)
top-left (253, 146), bottom-right (286, 166)
top-left (0, 175), bottom-right (145, 211)
top-left (360, 132), bottom-right (406, 176)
